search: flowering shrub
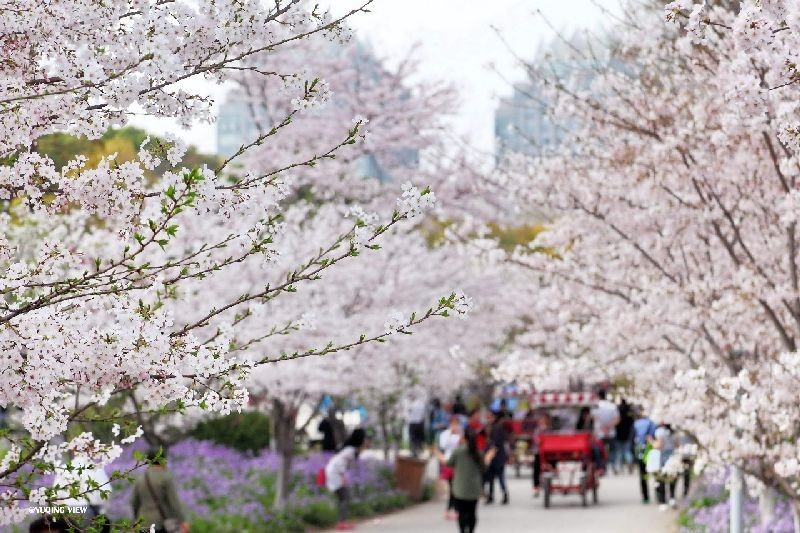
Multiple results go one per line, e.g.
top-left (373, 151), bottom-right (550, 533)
top-left (104, 439), bottom-right (409, 531)
top-left (680, 470), bottom-right (795, 533)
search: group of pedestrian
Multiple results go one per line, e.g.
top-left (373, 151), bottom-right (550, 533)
top-left (429, 396), bottom-right (518, 533)
top-left (405, 392), bottom-right (469, 458)
top-left (633, 408), bottom-right (693, 510)
top-left (578, 392), bottom-right (694, 511)
top-left (432, 423), bottom-right (497, 533)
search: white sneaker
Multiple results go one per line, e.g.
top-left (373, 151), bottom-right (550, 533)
top-left (658, 504), bottom-right (668, 512)
top-left (669, 498), bottom-right (677, 509)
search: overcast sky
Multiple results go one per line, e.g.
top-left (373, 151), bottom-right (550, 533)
top-left (129, 0), bottom-right (617, 155)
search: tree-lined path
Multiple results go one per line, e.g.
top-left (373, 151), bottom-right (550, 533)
top-left (349, 472), bottom-right (677, 533)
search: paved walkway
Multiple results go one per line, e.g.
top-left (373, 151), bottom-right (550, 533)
top-left (351, 469), bottom-right (678, 533)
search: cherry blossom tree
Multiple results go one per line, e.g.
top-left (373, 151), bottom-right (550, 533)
top-left (486, 0), bottom-right (800, 525)
top-left (238, 205), bottom-right (487, 508)
top-left (0, 0), bottom-right (471, 524)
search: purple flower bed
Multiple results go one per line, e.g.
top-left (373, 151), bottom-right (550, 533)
top-left (103, 439), bottom-right (408, 531)
top-left (680, 470), bottom-right (796, 533)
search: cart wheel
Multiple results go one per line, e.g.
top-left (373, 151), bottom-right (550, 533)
top-left (543, 478), bottom-right (551, 509)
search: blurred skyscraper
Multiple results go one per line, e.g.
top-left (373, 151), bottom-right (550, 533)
top-left (217, 43), bottom-right (417, 183)
top-left (494, 34), bottom-right (607, 164)
top-left (494, 82), bottom-right (556, 161)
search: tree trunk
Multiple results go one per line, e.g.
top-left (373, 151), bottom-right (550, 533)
top-left (272, 399), bottom-right (297, 510)
top-left (792, 498), bottom-right (800, 533)
top-left (391, 417), bottom-right (403, 456)
top-left (378, 399), bottom-right (391, 461)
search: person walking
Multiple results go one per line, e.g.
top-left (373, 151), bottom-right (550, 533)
top-left (576, 406), bottom-right (593, 431)
top-left (591, 390), bottom-right (620, 472)
top-left (484, 410), bottom-right (509, 505)
top-left (438, 415), bottom-right (464, 520)
top-left (677, 430), bottom-right (696, 497)
top-left (429, 398), bottom-right (449, 446)
top-left (131, 450), bottom-right (188, 533)
top-left (654, 422), bottom-right (677, 510)
top-left (467, 409), bottom-right (487, 452)
top-left (530, 412), bottom-right (550, 498)
top-left (434, 427), bottom-right (496, 533)
top-left (404, 392), bottom-right (427, 458)
top-left (325, 428), bottom-right (368, 531)
top-left (632, 408), bottom-right (657, 503)
top-left (613, 398), bottom-right (635, 474)
top-left (452, 394), bottom-right (467, 417)
top-left (318, 407), bottom-right (339, 453)
top-left (496, 399), bottom-right (513, 420)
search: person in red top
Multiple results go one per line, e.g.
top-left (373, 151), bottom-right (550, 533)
top-left (467, 408), bottom-right (487, 451)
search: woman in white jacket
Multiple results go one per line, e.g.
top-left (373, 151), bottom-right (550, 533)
top-left (325, 428), bottom-right (367, 531)
top-left (438, 416), bottom-right (463, 520)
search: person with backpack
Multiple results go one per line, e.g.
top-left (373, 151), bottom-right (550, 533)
top-left (653, 421), bottom-right (677, 510)
top-left (433, 427), bottom-right (496, 533)
top-left (131, 449), bottom-right (188, 533)
top-left (325, 428), bottom-right (368, 531)
top-left (632, 407), bottom-right (657, 503)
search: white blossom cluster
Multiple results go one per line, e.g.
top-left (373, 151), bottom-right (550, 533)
top-left (397, 182), bottom-right (437, 219)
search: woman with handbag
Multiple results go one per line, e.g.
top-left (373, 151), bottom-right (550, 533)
top-left (437, 415), bottom-right (463, 520)
top-left (433, 427), bottom-right (496, 533)
top-left (131, 449), bottom-right (189, 533)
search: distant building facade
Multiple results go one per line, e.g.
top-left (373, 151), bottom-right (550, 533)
top-left (494, 82), bottom-right (558, 161)
top-left (494, 36), bottom-right (612, 164)
top-left (216, 44), bottom-right (417, 183)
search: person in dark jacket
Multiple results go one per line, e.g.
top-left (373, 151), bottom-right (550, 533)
top-left (613, 399), bottom-right (635, 474)
top-left (452, 394), bottom-right (467, 416)
top-left (318, 407), bottom-right (339, 452)
top-left (576, 406), bottom-right (593, 431)
top-left (484, 410), bottom-right (509, 505)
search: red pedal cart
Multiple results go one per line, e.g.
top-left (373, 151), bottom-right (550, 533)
top-left (530, 391), bottom-right (602, 508)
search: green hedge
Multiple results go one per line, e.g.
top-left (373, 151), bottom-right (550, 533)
top-left (190, 411), bottom-right (271, 452)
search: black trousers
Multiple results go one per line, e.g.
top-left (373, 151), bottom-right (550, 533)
top-left (683, 459), bottom-right (693, 497)
top-left (486, 460), bottom-right (508, 499)
top-left (532, 454), bottom-right (541, 488)
top-left (446, 478), bottom-right (456, 511)
top-left (409, 422), bottom-right (425, 457)
top-left (335, 487), bottom-right (349, 521)
top-left (656, 477), bottom-right (676, 504)
top-left (453, 498), bottom-right (478, 533)
top-left (637, 458), bottom-right (649, 501)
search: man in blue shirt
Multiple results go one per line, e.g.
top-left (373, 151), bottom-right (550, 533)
top-left (632, 408), bottom-right (657, 503)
